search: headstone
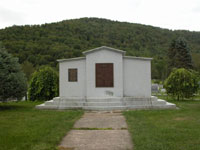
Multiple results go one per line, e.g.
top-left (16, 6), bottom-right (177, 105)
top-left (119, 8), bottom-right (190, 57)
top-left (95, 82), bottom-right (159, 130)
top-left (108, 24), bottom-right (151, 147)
top-left (158, 84), bottom-right (163, 89)
top-left (151, 84), bottom-right (159, 93)
top-left (160, 88), bottom-right (166, 93)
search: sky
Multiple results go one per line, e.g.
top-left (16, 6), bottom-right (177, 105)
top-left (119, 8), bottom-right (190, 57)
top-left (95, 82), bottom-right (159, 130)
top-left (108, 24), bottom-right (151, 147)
top-left (0, 0), bottom-right (200, 31)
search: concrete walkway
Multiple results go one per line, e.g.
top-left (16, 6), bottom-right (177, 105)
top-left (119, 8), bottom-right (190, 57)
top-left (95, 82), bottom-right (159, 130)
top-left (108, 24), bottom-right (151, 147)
top-left (58, 112), bottom-right (133, 150)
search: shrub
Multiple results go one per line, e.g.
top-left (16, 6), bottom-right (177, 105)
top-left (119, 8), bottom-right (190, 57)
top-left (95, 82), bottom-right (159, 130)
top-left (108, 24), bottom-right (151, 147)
top-left (164, 68), bottom-right (199, 100)
top-left (28, 66), bottom-right (58, 101)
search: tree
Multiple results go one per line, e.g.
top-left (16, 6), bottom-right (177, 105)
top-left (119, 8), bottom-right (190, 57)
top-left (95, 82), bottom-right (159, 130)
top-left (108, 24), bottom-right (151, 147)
top-left (164, 68), bottom-right (199, 100)
top-left (28, 66), bottom-right (59, 101)
top-left (0, 45), bottom-right (27, 101)
top-left (151, 56), bottom-right (168, 80)
top-left (192, 53), bottom-right (200, 72)
top-left (21, 61), bottom-right (35, 82)
top-left (168, 37), bottom-right (193, 72)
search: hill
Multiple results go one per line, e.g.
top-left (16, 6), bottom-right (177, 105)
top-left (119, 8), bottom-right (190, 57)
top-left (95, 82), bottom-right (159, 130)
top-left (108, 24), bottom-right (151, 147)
top-left (0, 17), bottom-right (200, 80)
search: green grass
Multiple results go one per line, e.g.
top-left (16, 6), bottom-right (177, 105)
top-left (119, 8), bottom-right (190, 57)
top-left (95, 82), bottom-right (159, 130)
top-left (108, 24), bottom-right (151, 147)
top-left (124, 98), bottom-right (200, 150)
top-left (0, 101), bottom-right (83, 150)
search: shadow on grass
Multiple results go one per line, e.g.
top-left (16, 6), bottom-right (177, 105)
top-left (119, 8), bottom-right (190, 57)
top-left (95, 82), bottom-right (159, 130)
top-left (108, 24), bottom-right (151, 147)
top-left (157, 95), bottom-right (200, 102)
top-left (0, 104), bottom-right (28, 111)
top-left (0, 101), bottom-right (46, 111)
top-left (0, 101), bottom-right (38, 111)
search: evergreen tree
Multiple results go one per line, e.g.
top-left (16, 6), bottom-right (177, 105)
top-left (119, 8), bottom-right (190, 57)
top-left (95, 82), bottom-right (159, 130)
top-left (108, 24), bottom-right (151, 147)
top-left (0, 44), bottom-right (27, 101)
top-left (168, 37), bottom-right (193, 71)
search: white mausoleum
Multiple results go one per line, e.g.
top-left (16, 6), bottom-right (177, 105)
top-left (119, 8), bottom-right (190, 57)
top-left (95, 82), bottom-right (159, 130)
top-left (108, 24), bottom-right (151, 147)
top-left (37, 46), bottom-right (176, 110)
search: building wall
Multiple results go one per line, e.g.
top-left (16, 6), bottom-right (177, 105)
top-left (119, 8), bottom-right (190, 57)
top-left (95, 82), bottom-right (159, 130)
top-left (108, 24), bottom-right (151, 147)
top-left (123, 57), bottom-right (151, 98)
top-left (58, 48), bottom-right (152, 99)
top-left (86, 49), bottom-right (123, 97)
top-left (59, 59), bottom-right (86, 98)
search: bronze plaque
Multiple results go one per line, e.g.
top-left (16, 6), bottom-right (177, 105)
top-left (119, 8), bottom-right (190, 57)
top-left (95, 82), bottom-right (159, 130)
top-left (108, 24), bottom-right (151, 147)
top-left (96, 63), bottom-right (113, 87)
top-left (68, 68), bottom-right (77, 82)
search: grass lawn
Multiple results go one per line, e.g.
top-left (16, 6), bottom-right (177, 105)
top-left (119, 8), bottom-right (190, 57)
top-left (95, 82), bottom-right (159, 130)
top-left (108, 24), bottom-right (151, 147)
top-left (124, 97), bottom-right (200, 150)
top-left (0, 101), bottom-right (83, 150)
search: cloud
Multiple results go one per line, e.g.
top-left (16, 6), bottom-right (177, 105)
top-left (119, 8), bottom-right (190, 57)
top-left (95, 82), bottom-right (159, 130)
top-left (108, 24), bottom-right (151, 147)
top-left (0, 0), bottom-right (200, 31)
top-left (0, 6), bottom-right (26, 28)
top-left (0, 7), bottom-right (24, 22)
top-left (192, 6), bottom-right (200, 13)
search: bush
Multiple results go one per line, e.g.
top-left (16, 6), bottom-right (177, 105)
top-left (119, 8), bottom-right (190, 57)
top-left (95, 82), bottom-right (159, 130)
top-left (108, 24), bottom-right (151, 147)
top-left (28, 66), bottom-right (59, 101)
top-left (164, 68), bottom-right (199, 100)
top-left (0, 47), bottom-right (27, 101)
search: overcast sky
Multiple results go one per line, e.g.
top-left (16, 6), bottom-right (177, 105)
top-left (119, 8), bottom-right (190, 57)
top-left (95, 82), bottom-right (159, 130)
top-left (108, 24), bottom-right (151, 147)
top-left (0, 0), bottom-right (200, 31)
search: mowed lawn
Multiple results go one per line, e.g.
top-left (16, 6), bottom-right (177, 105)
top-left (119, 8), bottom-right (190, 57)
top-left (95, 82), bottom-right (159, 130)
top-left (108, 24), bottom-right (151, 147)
top-left (0, 101), bottom-right (83, 150)
top-left (124, 98), bottom-right (200, 150)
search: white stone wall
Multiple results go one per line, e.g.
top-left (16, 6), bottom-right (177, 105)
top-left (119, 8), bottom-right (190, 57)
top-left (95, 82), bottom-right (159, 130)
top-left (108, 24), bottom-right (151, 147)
top-left (86, 49), bottom-right (123, 98)
top-left (123, 57), bottom-right (151, 98)
top-left (59, 58), bottom-right (86, 98)
top-left (58, 47), bottom-right (152, 99)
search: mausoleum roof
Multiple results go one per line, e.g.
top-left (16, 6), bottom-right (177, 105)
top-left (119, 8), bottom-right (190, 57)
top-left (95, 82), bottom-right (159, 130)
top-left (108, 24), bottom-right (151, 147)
top-left (82, 46), bottom-right (126, 56)
top-left (124, 56), bottom-right (152, 61)
top-left (57, 57), bottom-right (85, 62)
top-left (57, 46), bottom-right (152, 62)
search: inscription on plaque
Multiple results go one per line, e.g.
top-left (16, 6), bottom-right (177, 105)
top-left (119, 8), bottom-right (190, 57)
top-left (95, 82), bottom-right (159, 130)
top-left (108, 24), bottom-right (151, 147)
top-left (68, 68), bottom-right (77, 82)
top-left (96, 63), bottom-right (113, 87)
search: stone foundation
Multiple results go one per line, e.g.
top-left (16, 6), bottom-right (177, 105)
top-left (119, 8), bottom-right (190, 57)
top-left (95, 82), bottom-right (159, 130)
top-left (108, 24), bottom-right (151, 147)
top-left (36, 96), bottom-right (176, 111)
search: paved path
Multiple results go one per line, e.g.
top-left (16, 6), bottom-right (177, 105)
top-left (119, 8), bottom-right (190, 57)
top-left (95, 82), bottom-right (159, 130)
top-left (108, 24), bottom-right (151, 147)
top-left (58, 112), bottom-right (133, 150)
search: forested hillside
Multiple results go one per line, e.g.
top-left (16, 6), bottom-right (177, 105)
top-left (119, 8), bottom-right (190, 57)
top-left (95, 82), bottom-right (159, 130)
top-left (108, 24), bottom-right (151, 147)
top-left (0, 17), bottom-right (200, 80)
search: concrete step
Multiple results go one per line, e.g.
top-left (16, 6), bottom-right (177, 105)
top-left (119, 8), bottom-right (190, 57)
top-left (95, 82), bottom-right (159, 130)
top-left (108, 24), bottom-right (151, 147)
top-left (53, 97), bottom-right (85, 102)
top-left (36, 104), bottom-right (58, 109)
top-left (35, 97), bottom-right (177, 110)
top-left (36, 104), bottom-right (83, 110)
top-left (45, 99), bottom-right (84, 106)
top-left (124, 100), bottom-right (152, 105)
top-left (86, 97), bottom-right (123, 103)
top-left (151, 99), bottom-right (167, 106)
top-left (58, 106), bottom-right (83, 110)
top-left (59, 102), bottom-right (84, 107)
top-left (165, 102), bottom-right (176, 108)
top-left (83, 106), bottom-right (127, 111)
top-left (84, 102), bottom-right (125, 107)
top-left (126, 105), bottom-right (153, 109)
top-left (44, 100), bottom-right (59, 105)
top-left (45, 100), bottom-right (84, 106)
top-left (150, 102), bottom-right (176, 109)
top-left (59, 97), bottom-right (85, 101)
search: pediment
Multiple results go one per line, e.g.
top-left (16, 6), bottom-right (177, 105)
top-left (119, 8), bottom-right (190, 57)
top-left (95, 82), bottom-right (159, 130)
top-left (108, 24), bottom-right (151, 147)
top-left (82, 46), bottom-right (126, 56)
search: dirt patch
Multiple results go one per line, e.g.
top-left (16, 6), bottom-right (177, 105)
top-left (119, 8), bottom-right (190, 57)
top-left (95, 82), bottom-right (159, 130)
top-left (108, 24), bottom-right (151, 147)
top-left (58, 146), bottom-right (75, 150)
top-left (174, 117), bottom-right (188, 121)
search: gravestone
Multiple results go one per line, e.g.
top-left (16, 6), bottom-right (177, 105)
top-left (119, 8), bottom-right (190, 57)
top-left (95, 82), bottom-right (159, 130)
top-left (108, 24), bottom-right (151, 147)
top-left (151, 84), bottom-right (159, 93)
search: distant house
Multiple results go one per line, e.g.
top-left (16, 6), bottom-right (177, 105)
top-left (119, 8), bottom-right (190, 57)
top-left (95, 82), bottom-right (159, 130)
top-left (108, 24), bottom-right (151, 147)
top-left (36, 46), bottom-right (176, 110)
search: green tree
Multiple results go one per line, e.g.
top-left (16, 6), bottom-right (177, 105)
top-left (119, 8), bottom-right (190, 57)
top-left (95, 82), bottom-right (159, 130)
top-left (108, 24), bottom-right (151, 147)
top-left (168, 37), bottom-right (193, 72)
top-left (28, 66), bottom-right (58, 101)
top-left (192, 53), bottom-right (200, 72)
top-left (0, 45), bottom-right (27, 101)
top-left (21, 61), bottom-right (35, 82)
top-left (151, 56), bottom-right (168, 80)
top-left (164, 68), bottom-right (199, 100)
